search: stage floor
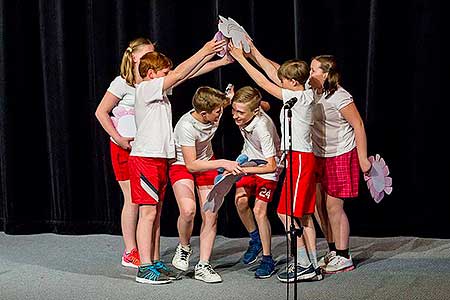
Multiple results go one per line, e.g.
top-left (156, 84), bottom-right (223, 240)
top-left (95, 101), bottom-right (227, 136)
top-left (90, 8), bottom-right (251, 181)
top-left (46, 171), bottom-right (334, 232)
top-left (1, 233), bottom-right (449, 300)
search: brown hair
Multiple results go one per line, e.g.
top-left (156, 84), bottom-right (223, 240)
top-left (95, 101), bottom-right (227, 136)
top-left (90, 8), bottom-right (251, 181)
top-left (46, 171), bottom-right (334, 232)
top-left (313, 55), bottom-right (340, 98)
top-left (192, 86), bottom-right (228, 113)
top-left (120, 37), bottom-right (154, 86)
top-left (277, 59), bottom-right (309, 85)
top-left (232, 86), bottom-right (261, 111)
top-left (138, 51), bottom-right (173, 79)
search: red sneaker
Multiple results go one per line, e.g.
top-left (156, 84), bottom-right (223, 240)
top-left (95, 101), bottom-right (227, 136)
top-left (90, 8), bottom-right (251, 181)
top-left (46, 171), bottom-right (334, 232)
top-left (121, 248), bottom-right (140, 268)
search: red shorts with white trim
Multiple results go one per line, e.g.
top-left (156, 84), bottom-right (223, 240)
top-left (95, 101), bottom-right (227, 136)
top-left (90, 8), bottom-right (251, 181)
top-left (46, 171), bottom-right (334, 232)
top-left (169, 164), bottom-right (218, 186)
top-left (277, 151), bottom-right (316, 217)
top-left (315, 148), bottom-right (360, 198)
top-left (128, 156), bottom-right (168, 205)
top-left (236, 175), bottom-right (278, 203)
top-left (110, 141), bottom-right (130, 181)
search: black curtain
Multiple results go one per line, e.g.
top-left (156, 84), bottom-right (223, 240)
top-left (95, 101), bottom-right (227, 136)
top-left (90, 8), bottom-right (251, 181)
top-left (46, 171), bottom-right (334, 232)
top-left (1, 0), bottom-right (448, 238)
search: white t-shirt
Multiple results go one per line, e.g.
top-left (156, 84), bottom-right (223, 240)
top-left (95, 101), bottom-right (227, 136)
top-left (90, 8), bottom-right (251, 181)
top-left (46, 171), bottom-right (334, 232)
top-left (279, 88), bottom-right (314, 152)
top-left (107, 76), bottom-right (137, 142)
top-left (173, 109), bottom-right (220, 165)
top-left (130, 77), bottom-right (175, 159)
top-left (312, 86), bottom-right (356, 157)
top-left (240, 110), bottom-right (281, 181)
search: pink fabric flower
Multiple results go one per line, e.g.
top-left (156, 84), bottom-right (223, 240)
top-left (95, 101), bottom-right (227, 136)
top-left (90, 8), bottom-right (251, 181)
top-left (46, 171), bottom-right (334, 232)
top-left (364, 154), bottom-right (393, 203)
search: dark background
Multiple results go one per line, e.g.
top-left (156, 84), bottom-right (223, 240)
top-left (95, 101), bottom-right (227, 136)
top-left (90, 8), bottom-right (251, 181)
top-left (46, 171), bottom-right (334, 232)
top-left (1, 0), bottom-right (448, 238)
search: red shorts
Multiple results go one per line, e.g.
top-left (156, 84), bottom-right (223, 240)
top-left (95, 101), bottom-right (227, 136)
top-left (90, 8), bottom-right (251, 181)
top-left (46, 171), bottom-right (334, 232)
top-left (236, 175), bottom-right (278, 203)
top-left (110, 141), bottom-right (130, 181)
top-left (128, 156), bottom-right (168, 205)
top-left (315, 148), bottom-right (360, 198)
top-left (169, 163), bottom-right (217, 186)
top-left (277, 151), bottom-right (316, 217)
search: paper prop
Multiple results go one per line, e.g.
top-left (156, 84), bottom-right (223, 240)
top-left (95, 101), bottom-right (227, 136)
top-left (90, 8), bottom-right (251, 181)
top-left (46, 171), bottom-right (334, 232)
top-left (111, 106), bottom-right (136, 138)
top-left (213, 31), bottom-right (228, 57)
top-left (203, 154), bottom-right (267, 213)
top-left (364, 154), bottom-right (393, 203)
top-left (217, 15), bottom-right (251, 54)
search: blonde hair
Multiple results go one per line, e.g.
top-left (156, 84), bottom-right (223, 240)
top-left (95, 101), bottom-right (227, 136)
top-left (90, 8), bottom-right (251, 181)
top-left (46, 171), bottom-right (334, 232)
top-left (277, 59), bottom-right (309, 85)
top-left (312, 55), bottom-right (340, 98)
top-left (138, 51), bottom-right (173, 79)
top-left (120, 37), bottom-right (154, 86)
top-left (232, 86), bottom-right (261, 111)
top-left (192, 86), bottom-right (227, 113)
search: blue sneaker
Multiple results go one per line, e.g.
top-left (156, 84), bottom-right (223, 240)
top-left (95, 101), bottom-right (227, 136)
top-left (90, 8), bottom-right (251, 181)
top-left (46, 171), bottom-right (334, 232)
top-left (136, 264), bottom-right (172, 284)
top-left (255, 256), bottom-right (275, 278)
top-left (242, 240), bottom-right (262, 264)
top-left (153, 260), bottom-right (180, 280)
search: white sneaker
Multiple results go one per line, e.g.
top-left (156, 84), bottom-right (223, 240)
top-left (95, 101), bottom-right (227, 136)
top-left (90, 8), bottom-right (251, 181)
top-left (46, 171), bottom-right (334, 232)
top-left (324, 255), bottom-right (354, 274)
top-left (172, 244), bottom-right (192, 271)
top-left (194, 263), bottom-right (222, 283)
top-left (318, 251), bottom-right (336, 268)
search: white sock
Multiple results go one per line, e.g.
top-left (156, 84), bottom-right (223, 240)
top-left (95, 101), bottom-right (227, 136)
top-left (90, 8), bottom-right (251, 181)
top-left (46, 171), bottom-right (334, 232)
top-left (296, 246), bottom-right (311, 267)
top-left (308, 250), bottom-right (318, 268)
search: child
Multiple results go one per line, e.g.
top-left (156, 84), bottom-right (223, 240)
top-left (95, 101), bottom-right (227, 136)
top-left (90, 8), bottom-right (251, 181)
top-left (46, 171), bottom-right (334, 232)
top-left (170, 86), bottom-right (243, 283)
top-left (95, 37), bottom-right (154, 269)
top-left (129, 38), bottom-right (227, 284)
top-left (231, 86), bottom-right (281, 279)
top-left (229, 41), bottom-right (322, 282)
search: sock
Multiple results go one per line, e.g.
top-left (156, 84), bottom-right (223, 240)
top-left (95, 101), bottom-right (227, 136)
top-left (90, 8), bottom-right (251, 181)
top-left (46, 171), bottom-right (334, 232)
top-left (336, 248), bottom-right (350, 259)
top-left (249, 229), bottom-right (260, 243)
top-left (198, 260), bottom-right (209, 266)
top-left (296, 246), bottom-right (311, 267)
top-left (308, 250), bottom-right (318, 269)
top-left (328, 242), bottom-right (336, 252)
top-left (262, 254), bottom-right (273, 262)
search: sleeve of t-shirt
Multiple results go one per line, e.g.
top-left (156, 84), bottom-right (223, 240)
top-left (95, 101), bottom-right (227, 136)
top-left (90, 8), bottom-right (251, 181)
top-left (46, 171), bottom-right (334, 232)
top-left (176, 120), bottom-right (196, 147)
top-left (107, 76), bottom-right (126, 99)
top-left (281, 88), bottom-right (313, 106)
top-left (332, 89), bottom-right (353, 110)
top-left (255, 127), bottom-right (277, 159)
top-left (139, 77), bottom-right (164, 104)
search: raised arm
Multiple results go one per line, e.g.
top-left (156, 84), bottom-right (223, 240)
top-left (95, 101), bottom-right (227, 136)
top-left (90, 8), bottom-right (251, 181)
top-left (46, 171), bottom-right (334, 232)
top-left (228, 43), bottom-right (283, 100)
top-left (162, 38), bottom-right (227, 91)
top-left (246, 38), bottom-right (282, 86)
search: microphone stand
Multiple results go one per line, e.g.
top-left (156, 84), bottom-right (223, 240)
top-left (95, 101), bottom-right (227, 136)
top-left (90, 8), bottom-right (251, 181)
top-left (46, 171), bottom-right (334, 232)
top-left (285, 102), bottom-right (303, 300)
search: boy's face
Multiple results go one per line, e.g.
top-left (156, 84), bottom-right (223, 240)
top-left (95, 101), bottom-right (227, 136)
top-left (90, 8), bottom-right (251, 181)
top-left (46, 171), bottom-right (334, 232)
top-left (232, 102), bottom-right (257, 127)
top-left (280, 77), bottom-right (298, 90)
top-left (148, 67), bottom-right (171, 79)
top-left (201, 106), bottom-right (223, 124)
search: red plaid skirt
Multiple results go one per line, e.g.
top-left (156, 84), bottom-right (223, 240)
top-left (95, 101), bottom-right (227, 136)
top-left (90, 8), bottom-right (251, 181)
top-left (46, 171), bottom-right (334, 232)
top-left (315, 148), bottom-right (360, 198)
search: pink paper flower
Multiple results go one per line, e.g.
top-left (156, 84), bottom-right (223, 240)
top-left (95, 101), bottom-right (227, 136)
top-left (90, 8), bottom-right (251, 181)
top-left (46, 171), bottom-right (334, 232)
top-left (364, 154), bottom-right (393, 203)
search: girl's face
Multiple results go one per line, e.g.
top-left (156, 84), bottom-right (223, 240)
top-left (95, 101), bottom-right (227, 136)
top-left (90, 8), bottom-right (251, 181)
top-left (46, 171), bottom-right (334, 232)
top-left (309, 59), bottom-right (327, 89)
top-left (232, 102), bottom-right (257, 127)
top-left (133, 44), bottom-right (155, 63)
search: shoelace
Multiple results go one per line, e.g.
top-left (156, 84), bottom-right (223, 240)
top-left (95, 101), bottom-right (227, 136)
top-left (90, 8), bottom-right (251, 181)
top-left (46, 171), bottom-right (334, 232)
top-left (203, 264), bottom-right (216, 275)
top-left (178, 247), bottom-right (191, 260)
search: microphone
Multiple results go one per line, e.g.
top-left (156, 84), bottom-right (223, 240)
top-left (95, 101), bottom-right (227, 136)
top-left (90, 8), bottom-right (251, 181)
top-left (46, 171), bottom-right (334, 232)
top-left (284, 97), bottom-right (298, 109)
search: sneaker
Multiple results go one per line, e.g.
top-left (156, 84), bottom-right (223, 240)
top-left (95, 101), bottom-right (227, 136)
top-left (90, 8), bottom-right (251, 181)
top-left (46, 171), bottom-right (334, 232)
top-left (255, 256), bottom-right (276, 279)
top-left (154, 260), bottom-right (180, 280)
top-left (318, 251), bottom-right (336, 268)
top-left (323, 255), bottom-right (355, 274)
top-left (242, 240), bottom-right (262, 264)
top-left (172, 244), bottom-right (192, 271)
top-left (306, 267), bottom-right (324, 281)
top-left (277, 263), bottom-right (316, 283)
top-left (121, 248), bottom-right (140, 268)
top-left (136, 264), bottom-right (172, 284)
top-left (194, 263), bottom-right (222, 283)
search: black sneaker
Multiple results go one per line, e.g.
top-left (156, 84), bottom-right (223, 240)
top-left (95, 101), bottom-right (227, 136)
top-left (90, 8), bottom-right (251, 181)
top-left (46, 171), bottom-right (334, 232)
top-left (136, 264), bottom-right (172, 284)
top-left (277, 263), bottom-right (316, 283)
top-left (154, 260), bottom-right (181, 280)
